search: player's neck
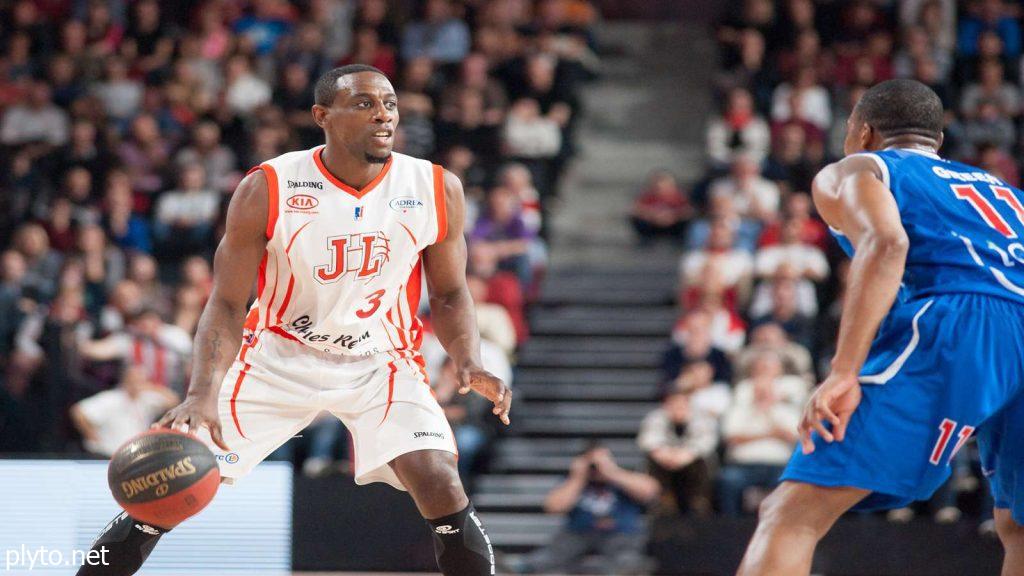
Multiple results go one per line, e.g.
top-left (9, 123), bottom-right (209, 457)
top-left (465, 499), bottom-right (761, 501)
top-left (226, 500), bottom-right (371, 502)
top-left (880, 136), bottom-right (939, 155)
top-left (319, 145), bottom-right (386, 190)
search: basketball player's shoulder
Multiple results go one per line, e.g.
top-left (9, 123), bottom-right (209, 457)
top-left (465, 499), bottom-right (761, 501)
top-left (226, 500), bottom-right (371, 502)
top-left (256, 146), bottom-right (318, 170)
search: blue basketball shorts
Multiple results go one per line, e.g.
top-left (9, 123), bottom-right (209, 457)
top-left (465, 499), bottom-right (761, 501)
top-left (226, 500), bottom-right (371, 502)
top-left (782, 293), bottom-right (1024, 523)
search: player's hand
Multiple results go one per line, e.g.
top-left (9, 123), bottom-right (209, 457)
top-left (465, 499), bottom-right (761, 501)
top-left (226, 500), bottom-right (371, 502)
top-left (153, 395), bottom-right (230, 451)
top-left (458, 367), bottom-right (512, 425)
top-left (798, 371), bottom-right (862, 455)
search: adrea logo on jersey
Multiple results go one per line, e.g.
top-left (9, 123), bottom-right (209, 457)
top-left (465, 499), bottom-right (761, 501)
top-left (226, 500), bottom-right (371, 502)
top-left (389, 196), bottom-right (424, 213)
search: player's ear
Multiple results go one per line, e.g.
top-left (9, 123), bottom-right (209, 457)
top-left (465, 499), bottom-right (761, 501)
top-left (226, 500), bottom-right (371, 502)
top-left (859, 122), bottom-right (875, 152)
top-left (311, 104), bottom-right (329, 128)
top-left (936, 131), bottom-right (944, 150)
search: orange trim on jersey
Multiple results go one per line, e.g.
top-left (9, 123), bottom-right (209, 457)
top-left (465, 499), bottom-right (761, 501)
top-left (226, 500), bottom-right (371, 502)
top-left (405, 260), bottom-right (423, 349)
top-left (263, 252), bottom-right (280, 329)
top-left (270, 325), bottom-right (301, 343)
top-left (387, 308), bottom-right (409, 349)
top-left (314, 146), bottom-right (392, 200)
top-left (379, 319), bottom-right (401, 351)
top-left (248, 164), bottom-right (280, 240)
top-left (275, 221), bottom-right (313, 326)
top-left (256, 252), bottom-right (268, 301)
top-left (378, 361), bottom-right (398, 425)
top-left (230, 362), bottom-right (251, 439)
top-left (432, 164), bottom-right (447, 244)
top-left (243, 307), bottom-right (260, 333)
top-left (398, 222), bottom-right (417, 245)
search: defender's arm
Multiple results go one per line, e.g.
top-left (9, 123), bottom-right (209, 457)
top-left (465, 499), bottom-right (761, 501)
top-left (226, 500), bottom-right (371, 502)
top-left (801, 156), bottom-right (909, 452)
top-left (424, 170), bottom-right (512, 425)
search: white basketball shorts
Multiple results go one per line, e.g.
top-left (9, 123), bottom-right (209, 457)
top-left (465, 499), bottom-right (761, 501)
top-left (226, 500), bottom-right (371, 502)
top-left (193, 330), bottom-right (457, 490)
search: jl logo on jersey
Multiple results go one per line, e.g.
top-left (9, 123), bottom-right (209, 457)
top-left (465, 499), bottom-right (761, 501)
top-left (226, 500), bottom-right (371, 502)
top-left (314, 231), bottom-right (391, 285)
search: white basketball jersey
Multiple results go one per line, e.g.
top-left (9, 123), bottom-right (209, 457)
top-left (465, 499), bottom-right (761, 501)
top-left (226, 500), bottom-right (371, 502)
top-left (241, 146), bottom-right (445, 358)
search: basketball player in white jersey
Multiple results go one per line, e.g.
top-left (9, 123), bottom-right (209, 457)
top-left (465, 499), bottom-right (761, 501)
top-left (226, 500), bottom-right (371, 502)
top-left (77, 64), bottom-right (510, 576)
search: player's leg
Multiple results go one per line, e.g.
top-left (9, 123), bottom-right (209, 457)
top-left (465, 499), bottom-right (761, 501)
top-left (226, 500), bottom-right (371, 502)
top-left (391, 449), bottom-right (495, 576)
top-left (736, 481), bottom-right (868, 576)
top-left (994, 509), bottom-right (1024, 576)
top-left (79, 348), bottom-right (317, 576)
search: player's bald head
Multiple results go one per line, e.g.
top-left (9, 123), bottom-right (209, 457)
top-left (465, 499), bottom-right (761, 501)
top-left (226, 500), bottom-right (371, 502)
top-left (313, 65), bottom-right (389, 107)
top-left (853, 79), bottom-right (944, 141)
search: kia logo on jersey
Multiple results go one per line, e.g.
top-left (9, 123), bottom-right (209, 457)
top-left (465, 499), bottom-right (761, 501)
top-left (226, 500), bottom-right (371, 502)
top-left (287, 194), bottom-right (319, 210)
top-left (314, 231), bottom-right (391, 284)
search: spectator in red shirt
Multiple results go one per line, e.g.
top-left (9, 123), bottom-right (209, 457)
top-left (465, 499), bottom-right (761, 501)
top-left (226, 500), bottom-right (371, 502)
top-left (630, 170), bottom-right (693, 244)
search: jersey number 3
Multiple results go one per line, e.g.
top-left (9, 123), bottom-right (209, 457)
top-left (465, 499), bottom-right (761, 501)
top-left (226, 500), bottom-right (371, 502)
top-left (952, 184), bottom-right (1024, 238)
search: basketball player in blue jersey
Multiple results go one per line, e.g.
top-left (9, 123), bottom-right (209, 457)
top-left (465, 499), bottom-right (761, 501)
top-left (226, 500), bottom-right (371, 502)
top-left (737, 79), bottom-right (1024, 575)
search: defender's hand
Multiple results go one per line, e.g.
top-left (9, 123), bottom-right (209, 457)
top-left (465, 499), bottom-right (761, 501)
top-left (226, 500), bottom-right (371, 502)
top-left (798, 372), bottom-right (862, 455)
top-left (154, 395), bottom-right (230, 451)
top-left (458, 368), bottom-right (512, 425)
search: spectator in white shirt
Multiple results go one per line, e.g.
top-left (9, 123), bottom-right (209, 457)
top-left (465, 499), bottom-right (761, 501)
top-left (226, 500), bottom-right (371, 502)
top-left (69, 365), bottom-right (179, 456)
top-left (680, 217), bottom-right (754, 304)
top-left (502, 98), bottom-right (562, 159)
top-left (638, 388), bottom-right (718, 514)
top-left (224, 54), bottom-right (271, 114)
top-left (771, 66), bottom-right (832, 131)
top-left (706, 87), bottom-right (771, 168)
top-left (718, 351), bottom-right (807, 515)
top-left (707, 155), bottom-right (781, 223)
top-left (153, 164), bottom-right (220, 259)
top-left (1, 81), bottom-right (70, 148)
top-left (673, 360), bottom-right (731, 422)
top-left (755, 216), bottom-right (830, 282)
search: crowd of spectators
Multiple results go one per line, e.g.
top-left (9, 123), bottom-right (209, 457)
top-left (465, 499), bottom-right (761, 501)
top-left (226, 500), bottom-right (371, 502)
top-left (0, 0), bottom-right (600, 488)
top-left (631, 0), bottom-right (998, 528)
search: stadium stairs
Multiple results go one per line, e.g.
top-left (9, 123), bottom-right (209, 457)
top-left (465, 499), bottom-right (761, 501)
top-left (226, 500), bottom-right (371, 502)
top-left (471, 20), bottom-right (714, 553)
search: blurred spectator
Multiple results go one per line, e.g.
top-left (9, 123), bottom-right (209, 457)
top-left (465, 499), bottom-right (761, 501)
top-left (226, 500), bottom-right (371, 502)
top-left (1, 81), bottom-right (69, 148)
top-left (498, 163), bottom-right (543, 235)
top-left (76, 223), bottom-right (126, 312)
top-left (734, 322), bottom-right (814, 383)
top-left (91, 57), bottom-right (143, 122)
top-left (401, 0), bottom-right (471, 64)
top-left (685, 193), bottom-right (761, 253)
top-left (339, 27), bottom-right (397, 79)
top-left (661, 309), bottom-right (733, 389)
top-left (957, 0), bottom-right (1021, 58)
top-left (224, 55), bottom-right (272, 114)
top-left (630, 170), bottom-right (693, 244)
top-left (751, 275), bottom-right (815, 349)
top-left (963, 98), bottom-right (1016, 153)
top-left (502, 97), bottom-right (562, 160)
top-left (718, 351), bottom-right (806, 515)
top-left (233, 0), bottom-right (295, 56)
top-left (127, 254), bottom-right (173, 318)
top-left (0, 250), bottom-right (29, 356)
top-left (69, 365), bottom-right (178, 457)
top-left (432, 357), bottom-right (494, 483)
top-left (470, 186), bottom-right (535, 289)
top-left (757, 192), bottom-right (828, 250)
top-left (153, 164), bottom-right (219, 259)
top-left (77, 307), bottom-right (191, 394)
top-left (510, 444), bottom-right (659, 574)
top-left (117, 114), bottom-right (171, 197)
top-left (754, 216), bottom-right (829, 282)
top-left (638, 388), bottom-right (717, 515)
top-left (467, 274), bottom-right (517, 360)
top-left (707, 155), bottom-right (781, 222)
top-left (680, 217), bottom-right (754, 309)
top-left (707, 87), bottom-right (771, 168)
top-left (960, 58), bottom-right (1021, 119)
top-left (174, 121), bottom-right (241, 194)
top-left (671, 359), bottom-right (731, 422)
top-left (12, 223), bottom-right (62, 303)
top-left (102, 171), bottom-right (152, 254)
top-left (771, 66), bottom-right (832, 131)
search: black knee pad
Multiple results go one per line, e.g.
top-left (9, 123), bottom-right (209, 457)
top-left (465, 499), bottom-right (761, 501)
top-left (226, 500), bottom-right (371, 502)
top-left (426, 504), bottom-right (495, 576)
top-left (76, 512), bottom-right (169, 576)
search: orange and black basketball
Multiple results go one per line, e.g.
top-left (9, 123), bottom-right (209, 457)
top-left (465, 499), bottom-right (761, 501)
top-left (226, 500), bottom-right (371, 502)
top-left (107, 428), bottom-right (220, 529)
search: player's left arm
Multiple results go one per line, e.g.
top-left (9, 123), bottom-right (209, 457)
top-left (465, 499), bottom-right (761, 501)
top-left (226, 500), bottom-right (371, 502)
top-left (424, 169), bottom-right (512, 425)
top-left (802, 155), bottom-right (909, 453)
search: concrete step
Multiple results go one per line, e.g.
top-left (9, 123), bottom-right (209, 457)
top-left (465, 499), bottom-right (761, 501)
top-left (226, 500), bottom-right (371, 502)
top-left (517, 348), bottom-right (663, 369)
top-left (475, 512), bottom-right (563, 548)
top-left (516, 367), bottom-right (662, 387)
top-left (517, 381), bottom-right (659, 401)
top-left (531, 306), bottom-right (676, 337)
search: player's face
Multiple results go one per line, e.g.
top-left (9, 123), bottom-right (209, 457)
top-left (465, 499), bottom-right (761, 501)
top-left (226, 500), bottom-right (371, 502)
top-left (316, 72), bottom-right (399, 164)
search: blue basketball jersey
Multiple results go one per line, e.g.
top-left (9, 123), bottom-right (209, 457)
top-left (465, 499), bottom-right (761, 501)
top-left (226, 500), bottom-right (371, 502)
top-left (788, 147), bottom-right (1024, 524)
top-left (831, 148), bottom-right (1024, 304)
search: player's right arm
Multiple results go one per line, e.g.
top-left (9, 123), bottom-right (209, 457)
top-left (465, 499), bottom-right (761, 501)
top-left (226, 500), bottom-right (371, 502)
top-left (155, 170), bottom-right (269, 450)
top-left (801, 155), bottom-right (909, 454)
